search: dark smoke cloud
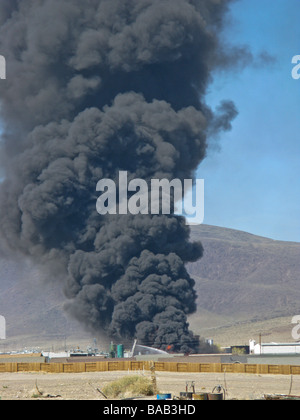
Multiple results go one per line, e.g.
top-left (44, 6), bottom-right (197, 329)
top-left (0, 0), bottom-right (237, 353)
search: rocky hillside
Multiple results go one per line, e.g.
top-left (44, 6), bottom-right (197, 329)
top-left (188, 225), bottom-right (300, 320)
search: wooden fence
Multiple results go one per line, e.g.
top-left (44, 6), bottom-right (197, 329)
top-left (1, 360), bottom-right (300, 375)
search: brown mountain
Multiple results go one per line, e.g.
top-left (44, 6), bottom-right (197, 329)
top-left (0, 224), bottom-right (299, 349)
top-left (189, 224), bottom-right (300, 318)
top-left (187, 225), bottom-right (300, 344)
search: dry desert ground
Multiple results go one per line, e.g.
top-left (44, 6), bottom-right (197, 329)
top-left (1, 370), bottom-right (300, 400)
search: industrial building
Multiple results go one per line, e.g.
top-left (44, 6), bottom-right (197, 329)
top-left (249, 339), bottom-right (300, 355)
top-left (3, 337), bottom-right (300, 366)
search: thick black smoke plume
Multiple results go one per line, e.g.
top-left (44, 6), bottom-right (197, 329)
top-left (0, 0), bottom-right (237, 353)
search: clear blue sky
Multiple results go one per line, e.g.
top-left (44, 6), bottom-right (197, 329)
top-left (197, 0), bottom-right (300, 242)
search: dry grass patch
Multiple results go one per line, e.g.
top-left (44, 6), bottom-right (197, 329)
top-left (102, 375), bottom-right (156, 399)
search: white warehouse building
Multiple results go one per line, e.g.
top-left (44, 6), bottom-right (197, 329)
top-left (250, 339), bottom-right (300, 355)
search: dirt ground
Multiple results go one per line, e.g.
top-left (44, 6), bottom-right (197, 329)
top-left (1, 370), bottom-right (299, 400)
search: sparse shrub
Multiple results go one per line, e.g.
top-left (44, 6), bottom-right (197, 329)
top-left (102, 375), bottom-right (156, 399)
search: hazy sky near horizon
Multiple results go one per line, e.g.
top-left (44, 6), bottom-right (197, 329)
top-left (197, 0), bottom-right (300, 242)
